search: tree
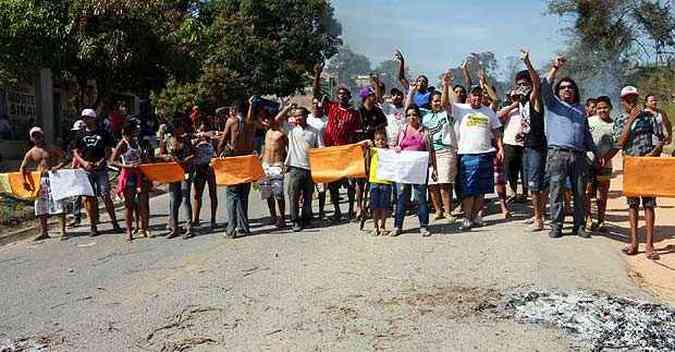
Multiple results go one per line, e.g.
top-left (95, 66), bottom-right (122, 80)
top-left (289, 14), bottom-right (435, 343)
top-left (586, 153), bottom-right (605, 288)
top-left (0, 0), bottom-right (199, 107)
top-left (546, 0), bottom-right (657, 99)
top-left (192, 0), bottom-right (342, 107)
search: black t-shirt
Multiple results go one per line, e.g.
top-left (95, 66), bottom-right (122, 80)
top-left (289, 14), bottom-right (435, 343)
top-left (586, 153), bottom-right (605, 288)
top-left (523, 99), bottom-right (547, 149)
top-left (75, 129), bottom-right (114, 162)
top-left (358, 105), bottom-right (388, 140)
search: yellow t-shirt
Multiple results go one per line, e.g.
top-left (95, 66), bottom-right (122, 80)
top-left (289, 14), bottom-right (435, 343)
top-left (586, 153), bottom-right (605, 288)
top-left (369, 148), bottom-right (391, 185)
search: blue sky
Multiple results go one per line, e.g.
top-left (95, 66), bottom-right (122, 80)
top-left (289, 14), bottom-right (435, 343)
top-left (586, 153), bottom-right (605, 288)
top-left (333, 0), bottom-right (570, 79)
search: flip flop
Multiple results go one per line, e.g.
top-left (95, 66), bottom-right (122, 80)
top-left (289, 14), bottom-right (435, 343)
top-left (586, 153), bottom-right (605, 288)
top-left (622, 245), bottom-right (638, 256)
top-left (645, 249), bottom-right (660, 260)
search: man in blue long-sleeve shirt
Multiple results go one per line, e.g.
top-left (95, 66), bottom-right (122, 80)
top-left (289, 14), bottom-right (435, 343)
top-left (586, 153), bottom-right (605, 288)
top-left (539, 56), bottom-right (599, 239)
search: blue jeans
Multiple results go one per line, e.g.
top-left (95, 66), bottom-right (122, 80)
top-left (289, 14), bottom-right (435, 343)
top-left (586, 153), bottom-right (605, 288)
top-left (546, 148), bottom-right (587, 232)
top-left (225, 183), bottom-right (251, 234)
top-left (169, 179), bottom-right (193, 231)
top-left (395, 183), bottom-right (429, 229)
top-left (524, 147), bottom-right (547, 193)
top-left (287, 167), bottom-right (313, 224)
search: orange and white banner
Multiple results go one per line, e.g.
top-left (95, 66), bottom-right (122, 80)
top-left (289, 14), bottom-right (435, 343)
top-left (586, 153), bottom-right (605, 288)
top-left (0, 172), bottom-right (41, 199)
top-left (309, 143), bottom-right (367, 183)
top-left (138, 162), bottom-right (186, 184)
top-left (212, 155), bottom-right (265, 186)
top-left (624, 156), bottom-right (675, 198)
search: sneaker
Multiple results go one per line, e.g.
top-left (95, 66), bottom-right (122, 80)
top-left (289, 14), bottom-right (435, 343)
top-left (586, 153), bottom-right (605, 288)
top-left (420, 227), bottom-right (431, 237)
top-left (67, 219), bottom-right (81, 228)
top-left (573, 228), bottom-right (591, 239)
top-left (292, 222), bottom-right (302, 232)
top-left (472, 215), bottom-right (484, 227)
top-left (548, 230), bottom-right (563, 239)
top-left (458, 218), bottom-right (472, 231)
top-left (391, 227), bottom-right (402, 237)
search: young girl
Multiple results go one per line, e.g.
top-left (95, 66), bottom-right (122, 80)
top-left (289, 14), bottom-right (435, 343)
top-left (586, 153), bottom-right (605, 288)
top-left (192, 123), bottom-right (218, 231)
top-left (161, 118), bottom-right (195, 239)
top-left (585, 96), bottom-right (615, 232)
top-left (365, 129), bottom-right (392, 236)
top-left (110, 123), bottom-right (147, 241)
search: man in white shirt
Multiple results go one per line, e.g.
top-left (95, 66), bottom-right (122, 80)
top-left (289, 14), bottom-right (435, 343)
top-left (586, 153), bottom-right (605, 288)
top-left (451, 85), bottom-right (504, 231)
top-left (275, 104), bottom-right (322, 232)
top-left (306, 98), bottom-right (329, 219)
top-left (497, 90), bottom-right (528, 202)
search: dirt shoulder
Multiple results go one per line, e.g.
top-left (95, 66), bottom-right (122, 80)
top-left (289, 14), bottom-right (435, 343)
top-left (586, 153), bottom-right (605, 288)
top-left (604, 154), bottom-right (675, 303)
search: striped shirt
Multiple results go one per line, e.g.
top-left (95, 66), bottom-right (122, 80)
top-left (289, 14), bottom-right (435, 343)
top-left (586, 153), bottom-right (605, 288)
top-left (323, 100), bottom-right (360, 147)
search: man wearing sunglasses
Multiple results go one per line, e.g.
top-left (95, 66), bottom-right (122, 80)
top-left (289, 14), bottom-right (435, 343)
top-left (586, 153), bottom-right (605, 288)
top-left (539, 55), bottom-right (599, 239)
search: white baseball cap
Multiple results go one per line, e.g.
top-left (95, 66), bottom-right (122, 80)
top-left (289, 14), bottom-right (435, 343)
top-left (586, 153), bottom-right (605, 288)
top-left (620, 86), bottom-right (639, 98)
top-left (29, 127), bottom-right (44, 137)
top-left (81, 108), bottom-right (97, 119)
top-left (71, 119), bottom-right (86, 130)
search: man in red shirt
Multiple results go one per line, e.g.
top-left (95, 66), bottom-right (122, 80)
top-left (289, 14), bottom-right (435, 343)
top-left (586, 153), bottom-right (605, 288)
top-left (313, 63), bottom-right (361, 222)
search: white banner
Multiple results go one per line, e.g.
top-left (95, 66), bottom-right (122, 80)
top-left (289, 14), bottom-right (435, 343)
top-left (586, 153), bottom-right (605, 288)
top-left (376, 149), bottom-right (429, 184)
top-left (48, 169), bottom-right (94, 201)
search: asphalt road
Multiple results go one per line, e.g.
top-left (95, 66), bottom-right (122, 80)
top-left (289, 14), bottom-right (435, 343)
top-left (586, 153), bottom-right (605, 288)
top-left (0, 187), bottom-right (655, 351)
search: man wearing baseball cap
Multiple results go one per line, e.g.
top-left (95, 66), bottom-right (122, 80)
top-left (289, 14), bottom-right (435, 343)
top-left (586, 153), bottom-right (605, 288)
top-left (73, 108), bottom-right (122, 236)
top-left (612, 85), bottom-right (665, 260)
top-left (20, 127), bottom-right (68, 240)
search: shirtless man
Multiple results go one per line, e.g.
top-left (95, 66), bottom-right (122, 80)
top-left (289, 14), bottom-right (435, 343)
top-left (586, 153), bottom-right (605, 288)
top-left (259, 99), bottom-right (289, 228)
top-left (218, 99), bottom-right (258, 238)
top-left (20, 127), bottom-right (68, 241)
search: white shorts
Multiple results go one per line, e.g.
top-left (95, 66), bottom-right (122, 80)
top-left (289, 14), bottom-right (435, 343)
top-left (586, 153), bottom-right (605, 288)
top-left (429, 149), bottom-right (458, 185)
top-left (35, 176), bottom-right (64, 216)
top-left (260, 164), bottom-right (285, 200)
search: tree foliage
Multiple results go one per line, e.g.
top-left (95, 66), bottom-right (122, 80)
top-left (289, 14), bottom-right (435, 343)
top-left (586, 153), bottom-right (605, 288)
top-left (151, 0), bottom-right (343, 114)
top-left (546, 0), bottom-right (675, 99)
top-left (0, 0), bottom-right (202, 108)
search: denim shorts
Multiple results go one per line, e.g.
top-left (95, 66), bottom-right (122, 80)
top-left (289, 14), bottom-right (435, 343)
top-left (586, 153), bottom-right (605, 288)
top-left (524, 147), bottom-right (547, 192)
top-left (627, 196), bottom-right (656, 209)
top-left (86, 168), bottom-right (111, 196)
top-left (369, 183), bottom-right (392, 210)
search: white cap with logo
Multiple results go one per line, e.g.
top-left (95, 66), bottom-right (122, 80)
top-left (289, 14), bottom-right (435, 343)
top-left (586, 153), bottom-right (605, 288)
top-left (29, 127), bottom-right (44, 137)
top-left (81, 108), bottom-right (97, 119)
top-left (71, 120), bottom-right (86, 131)
top-left (620, 86), bottom-right (639, 98)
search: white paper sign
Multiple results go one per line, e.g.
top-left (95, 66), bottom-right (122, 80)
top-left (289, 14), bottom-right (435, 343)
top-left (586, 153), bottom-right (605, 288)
top-left (376, 149), bottom-right (429, 184)
top-left (48, 169), bottom-right (95, 201)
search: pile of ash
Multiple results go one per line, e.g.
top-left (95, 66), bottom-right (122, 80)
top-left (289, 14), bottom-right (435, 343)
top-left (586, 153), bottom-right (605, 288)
top-left (490, 290), bottom-right (675, 352)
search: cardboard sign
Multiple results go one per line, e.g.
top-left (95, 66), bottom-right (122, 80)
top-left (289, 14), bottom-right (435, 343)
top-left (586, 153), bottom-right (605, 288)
top-left (309, 144), bottom-right (367, 183)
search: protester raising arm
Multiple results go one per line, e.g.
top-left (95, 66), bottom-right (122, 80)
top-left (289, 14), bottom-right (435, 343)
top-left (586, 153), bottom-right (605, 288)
top-left (478, 68), bottom-right (498, 105)
top-left (441, 69), bottom-right (456, 113)
top-left (273, 100), bottom-right (297, 125)
top-left (520, 49), bottom-right (542, 113)
top-left (394, 49), bottom-right (410, 90)
top-left (312, 63), bottom-right (325, 100)
top-left (461, 58), bottom-right (472, 89)
top-left (371, 74), bottom-right (384, 104)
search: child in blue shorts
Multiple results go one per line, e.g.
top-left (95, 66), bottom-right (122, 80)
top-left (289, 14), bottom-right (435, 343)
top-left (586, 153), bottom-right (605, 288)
top-left (366, 130), bottom-right (393, 236)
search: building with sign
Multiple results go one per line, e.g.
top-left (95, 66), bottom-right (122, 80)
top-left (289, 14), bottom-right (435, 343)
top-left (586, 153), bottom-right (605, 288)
top-left (0, 69), bottom-right (140, 161)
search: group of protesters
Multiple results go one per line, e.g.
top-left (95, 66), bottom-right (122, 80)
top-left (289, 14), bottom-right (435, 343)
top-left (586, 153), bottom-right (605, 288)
top-left (18, 49), bottom-right (671, 260)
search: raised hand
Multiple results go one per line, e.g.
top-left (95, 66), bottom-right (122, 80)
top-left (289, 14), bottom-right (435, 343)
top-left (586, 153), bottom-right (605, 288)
top-left (314, 62), bottom-right (324, 75)
top-left (442, 70), bottom-right (454, 85)
top-left (553, 56), bottom-right (566, 69)
top-left (520, 49), bottom-right (530, 63)
top-left (393, 49), bottom-right (405, 62)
